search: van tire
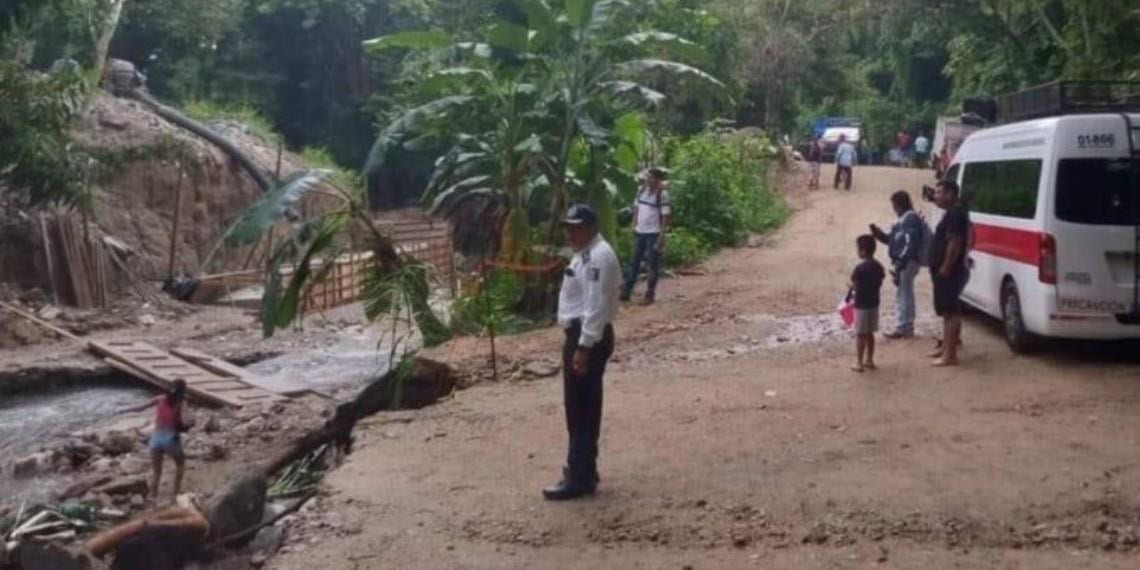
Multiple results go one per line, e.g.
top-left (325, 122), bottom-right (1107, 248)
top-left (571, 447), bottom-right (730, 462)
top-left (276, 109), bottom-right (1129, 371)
top-left (1001, 280), bottom-right (1036, 354)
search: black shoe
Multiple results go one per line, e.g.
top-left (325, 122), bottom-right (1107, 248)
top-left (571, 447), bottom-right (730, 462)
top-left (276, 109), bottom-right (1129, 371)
top-left (643, 292), bottom-right (655, 305)
top-left (619, 291), bottom-right (631, 302)
top-left (542, 478), bottom-right (596, 501)
top-left (542, 467), bottom-right (597, 501)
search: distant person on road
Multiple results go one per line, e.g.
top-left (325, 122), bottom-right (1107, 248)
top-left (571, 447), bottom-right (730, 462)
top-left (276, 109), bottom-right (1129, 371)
top-left (546, 204), bottom-right (620, 501)
top-left (621, 167), bottom-right (670, 305)
top-left (929, 180), bottom-right (970, 367)
top-left (834, 134), bottom-right (857, 190)
top-left (121, 379), bottom-right (190, 503)
top-left (849, 235), bottom-right (885, 372)
top-left (806, 137), bottom-right (823, 189)
top-left (914, 132), bottom-right (930, 168)
top-left (870, 191), bottom-right (924, 339)
top-left (896, 126), bottom-right (913, 167)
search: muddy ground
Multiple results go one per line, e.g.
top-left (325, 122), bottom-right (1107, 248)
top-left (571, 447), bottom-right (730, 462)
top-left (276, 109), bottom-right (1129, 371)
top-left (269, 164), bottom-right (1140, 570)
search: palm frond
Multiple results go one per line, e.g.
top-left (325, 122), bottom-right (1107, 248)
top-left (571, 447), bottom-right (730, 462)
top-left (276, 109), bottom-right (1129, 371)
top-left (617, 59), bottom-right (726, 90)
top-left (363, 30), bottom-right (452, 52)
top-left (598, 80), bottom-right (666, 106)
top-left (363, 96), bottom-right (475, 178)
top-left (225, 169), bottom-right (333, 247)
top-left (621, 31), bottom-right (706, 63)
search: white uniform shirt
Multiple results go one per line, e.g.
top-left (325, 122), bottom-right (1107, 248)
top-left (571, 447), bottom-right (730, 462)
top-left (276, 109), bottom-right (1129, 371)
top-left (558, 235), bottom-right (621, 348)
top-left (633, 188), bottom-right (671, 235)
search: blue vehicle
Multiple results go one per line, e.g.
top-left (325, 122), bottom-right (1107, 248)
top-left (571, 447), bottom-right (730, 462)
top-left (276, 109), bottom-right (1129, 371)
top-left (809, 117), bottom-right (861, 140)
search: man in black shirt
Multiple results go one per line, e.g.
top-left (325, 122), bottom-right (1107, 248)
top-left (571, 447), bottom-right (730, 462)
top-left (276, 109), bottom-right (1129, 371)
top-left (929, 179), bottom-right (970, 367)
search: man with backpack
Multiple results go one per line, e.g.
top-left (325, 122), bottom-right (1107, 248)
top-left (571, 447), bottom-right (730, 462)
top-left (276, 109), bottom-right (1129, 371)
top-left (870, 190), bottom-right (929, 339)
top-left (621, 167), bottom-right (671, 304)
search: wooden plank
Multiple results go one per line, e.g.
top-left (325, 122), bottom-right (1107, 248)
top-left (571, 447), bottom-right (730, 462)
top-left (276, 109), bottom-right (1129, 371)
top-left (89, 340), bottom-right (258, 408)
top-left (103, 357), bottom-right (234, 408)
top-left (0, 302), bottom-right (82, 341)
top-left (171, 347), bottom-right (315, 397)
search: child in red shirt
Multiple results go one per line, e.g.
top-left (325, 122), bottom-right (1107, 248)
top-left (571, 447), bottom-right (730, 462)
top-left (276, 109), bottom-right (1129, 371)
top-left (122, 379), bottom-right (188, 503)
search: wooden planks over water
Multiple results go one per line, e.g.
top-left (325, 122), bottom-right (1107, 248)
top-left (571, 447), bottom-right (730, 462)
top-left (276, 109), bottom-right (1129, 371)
top-left (88, 340), bottom-right (283, 408)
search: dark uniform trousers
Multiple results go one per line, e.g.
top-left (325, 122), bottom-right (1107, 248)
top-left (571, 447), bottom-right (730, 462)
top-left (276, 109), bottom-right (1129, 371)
top-left (562, 320), bottom-right (615, 483)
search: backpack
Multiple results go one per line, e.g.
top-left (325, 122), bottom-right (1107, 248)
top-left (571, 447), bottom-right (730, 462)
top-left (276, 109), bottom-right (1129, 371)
top-left (906, 211), bottom-right (935, 267)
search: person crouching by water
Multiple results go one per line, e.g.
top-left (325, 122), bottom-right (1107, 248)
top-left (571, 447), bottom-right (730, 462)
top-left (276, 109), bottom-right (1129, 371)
top-left (121, 379), bottom-right (189, 503)
top-left (870, 190), bottom-right (923, 339)
top-left (849, 235), bottom-right (885, 372)
top-left (545, 204), bottom-right (620, 501)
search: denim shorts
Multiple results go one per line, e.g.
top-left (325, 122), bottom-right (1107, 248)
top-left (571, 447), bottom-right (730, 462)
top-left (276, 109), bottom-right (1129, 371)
top-left (149, 430), bottom-right (182, 455)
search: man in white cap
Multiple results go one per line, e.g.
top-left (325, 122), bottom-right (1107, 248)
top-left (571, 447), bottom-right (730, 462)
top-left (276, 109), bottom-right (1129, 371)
top-left (544, 204), bottom-right (621, 501)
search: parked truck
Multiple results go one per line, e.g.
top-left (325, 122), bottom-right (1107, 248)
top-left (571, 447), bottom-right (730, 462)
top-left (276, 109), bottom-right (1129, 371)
top-left (931, 115), bottom-right (985, 178)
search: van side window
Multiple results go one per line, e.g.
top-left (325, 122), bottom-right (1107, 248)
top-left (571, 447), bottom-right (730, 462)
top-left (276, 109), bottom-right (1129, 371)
top-left (1056, 159), bottom-right (1140, 225)
top-left (961, 160), bottom-right (1041, 219)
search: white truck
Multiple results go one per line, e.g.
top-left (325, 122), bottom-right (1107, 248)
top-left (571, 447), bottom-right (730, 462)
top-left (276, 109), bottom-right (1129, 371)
top-left (931, 116), bottom-right (983, 178)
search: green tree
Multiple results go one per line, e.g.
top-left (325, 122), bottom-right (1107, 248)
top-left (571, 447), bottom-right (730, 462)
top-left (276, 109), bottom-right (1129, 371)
top-left (363, 0), bottom-right (724, 256)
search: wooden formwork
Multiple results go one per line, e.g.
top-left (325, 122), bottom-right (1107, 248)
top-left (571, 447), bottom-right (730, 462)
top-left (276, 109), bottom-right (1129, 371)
top-left (201, 214), bottom-right (454, 314)
top-left (379, 218), bottom-right (453, 278)
top-left (280, 251), bottom-right (374, 313)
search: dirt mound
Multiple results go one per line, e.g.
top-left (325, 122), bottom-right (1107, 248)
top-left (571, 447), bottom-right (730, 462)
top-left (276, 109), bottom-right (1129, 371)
top-left (75, 93), bottom-right (314, 279)
top-left (0, 92), bottom-right (329, 301)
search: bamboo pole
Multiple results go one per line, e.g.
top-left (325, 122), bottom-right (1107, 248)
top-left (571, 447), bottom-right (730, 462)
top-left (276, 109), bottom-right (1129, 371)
top-left (167, 166), bottom-right (186, 280)
top-left (39, 213), bottom-right (60, 305)
top-left (0, 301), bottom-right (82, 341)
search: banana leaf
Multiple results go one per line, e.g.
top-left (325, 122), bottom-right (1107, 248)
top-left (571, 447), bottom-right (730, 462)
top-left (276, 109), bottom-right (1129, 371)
top-left (224, 169), bottom-right (332, 247)
top-left (363, 30), bottom-right (452, 52)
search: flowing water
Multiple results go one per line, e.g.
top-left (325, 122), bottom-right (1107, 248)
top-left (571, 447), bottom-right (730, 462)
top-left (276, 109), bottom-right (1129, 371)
top-left (0, 323), bottom-right (408, 508)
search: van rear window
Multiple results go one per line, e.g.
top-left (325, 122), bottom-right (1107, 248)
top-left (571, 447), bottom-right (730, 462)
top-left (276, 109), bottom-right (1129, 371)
top-left (1055, 159), bottom-right (1140, 225)
top-left (961, 160), bottom-right (1041, 219)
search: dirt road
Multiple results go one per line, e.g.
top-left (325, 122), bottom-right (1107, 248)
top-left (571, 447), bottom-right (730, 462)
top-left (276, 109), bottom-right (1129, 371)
top-left (273, 165), bottom-right (1140, 569)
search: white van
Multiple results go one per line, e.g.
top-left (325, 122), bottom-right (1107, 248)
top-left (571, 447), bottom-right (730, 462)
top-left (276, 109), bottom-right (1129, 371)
top-left (934, 111), bottom-right (1140, 351)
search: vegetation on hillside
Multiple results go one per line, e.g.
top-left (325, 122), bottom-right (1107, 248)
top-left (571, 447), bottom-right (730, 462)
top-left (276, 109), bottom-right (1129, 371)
top-left (3, 0), bottom-right (1138, 337)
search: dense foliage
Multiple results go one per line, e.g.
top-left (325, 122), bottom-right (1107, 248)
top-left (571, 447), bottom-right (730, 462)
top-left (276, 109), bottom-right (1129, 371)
top-left (0, 60), bottom-right (94, 208)
top-left (667, 131), bottom-right (786, 248)
top-left (4, 0), bottom-right (1138, 337)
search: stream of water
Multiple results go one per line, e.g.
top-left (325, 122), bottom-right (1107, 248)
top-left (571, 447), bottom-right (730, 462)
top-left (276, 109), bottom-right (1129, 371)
top-left (0, 325), bottom-right (401, 470)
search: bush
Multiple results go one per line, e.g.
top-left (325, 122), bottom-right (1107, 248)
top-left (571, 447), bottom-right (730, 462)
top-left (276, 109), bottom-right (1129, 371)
top-left (661, 227), bottom-right (712, 267)
top-left (666, 132), bottom-right (788, 247)
top-left (449, 269), bottom-right (525, 335)
top-left (612, 225), bottom-right (710, 270)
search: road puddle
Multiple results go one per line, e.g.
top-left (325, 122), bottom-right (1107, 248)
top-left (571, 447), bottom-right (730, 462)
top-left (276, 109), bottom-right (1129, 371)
top-left (670, 313), bottom-right (848, 363)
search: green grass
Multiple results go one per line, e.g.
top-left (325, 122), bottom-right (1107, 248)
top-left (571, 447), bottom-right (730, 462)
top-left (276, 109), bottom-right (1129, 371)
top-left (183, 100), bottom-right (278, 141)
top-left (298, 146), bottom-right (362, 189)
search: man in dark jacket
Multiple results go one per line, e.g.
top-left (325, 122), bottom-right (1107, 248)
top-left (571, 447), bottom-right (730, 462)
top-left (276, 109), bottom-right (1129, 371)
top-left (871, 190), bottom-right (924, 338)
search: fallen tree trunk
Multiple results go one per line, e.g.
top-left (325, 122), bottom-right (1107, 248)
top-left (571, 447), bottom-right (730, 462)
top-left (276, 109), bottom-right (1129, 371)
top-left (119, 86), bottom-right (273, 193)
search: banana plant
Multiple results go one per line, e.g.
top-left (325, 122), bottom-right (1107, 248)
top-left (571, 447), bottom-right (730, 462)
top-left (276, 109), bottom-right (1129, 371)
top-left (213, 168), bottom-right (450, 346)
top-left (362, 0), bottom-right (725, 252)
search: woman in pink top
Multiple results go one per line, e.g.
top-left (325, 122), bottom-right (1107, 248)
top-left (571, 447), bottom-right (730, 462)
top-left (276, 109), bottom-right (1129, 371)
top-left (122, 379), bottom-right (188, 503)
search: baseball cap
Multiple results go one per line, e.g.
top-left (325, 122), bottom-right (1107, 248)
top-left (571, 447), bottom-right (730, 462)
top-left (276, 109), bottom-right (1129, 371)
top-left (561, 204), bottom-right (597, 226)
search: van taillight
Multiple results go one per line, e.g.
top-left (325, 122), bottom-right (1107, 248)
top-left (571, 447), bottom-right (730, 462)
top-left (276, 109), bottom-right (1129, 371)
top-left (1038, 233), bottom-right (1057, 284)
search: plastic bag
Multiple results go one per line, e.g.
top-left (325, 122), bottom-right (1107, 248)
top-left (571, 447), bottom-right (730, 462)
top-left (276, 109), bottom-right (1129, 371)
top-left (837, 289), bottom-right (855, 328)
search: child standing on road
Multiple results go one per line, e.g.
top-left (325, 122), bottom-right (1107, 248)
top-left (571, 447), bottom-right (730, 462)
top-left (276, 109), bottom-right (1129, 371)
top-left (849, 235), bottom-right (885, 372)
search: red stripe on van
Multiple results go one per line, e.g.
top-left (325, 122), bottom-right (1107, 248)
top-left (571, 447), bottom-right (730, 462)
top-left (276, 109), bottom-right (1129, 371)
top-left (970, 223), bottom-right (1041, 266)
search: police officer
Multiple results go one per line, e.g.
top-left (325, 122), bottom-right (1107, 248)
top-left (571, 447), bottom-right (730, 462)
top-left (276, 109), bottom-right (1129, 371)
top-left (544, 204), bottom-right (621, 501)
